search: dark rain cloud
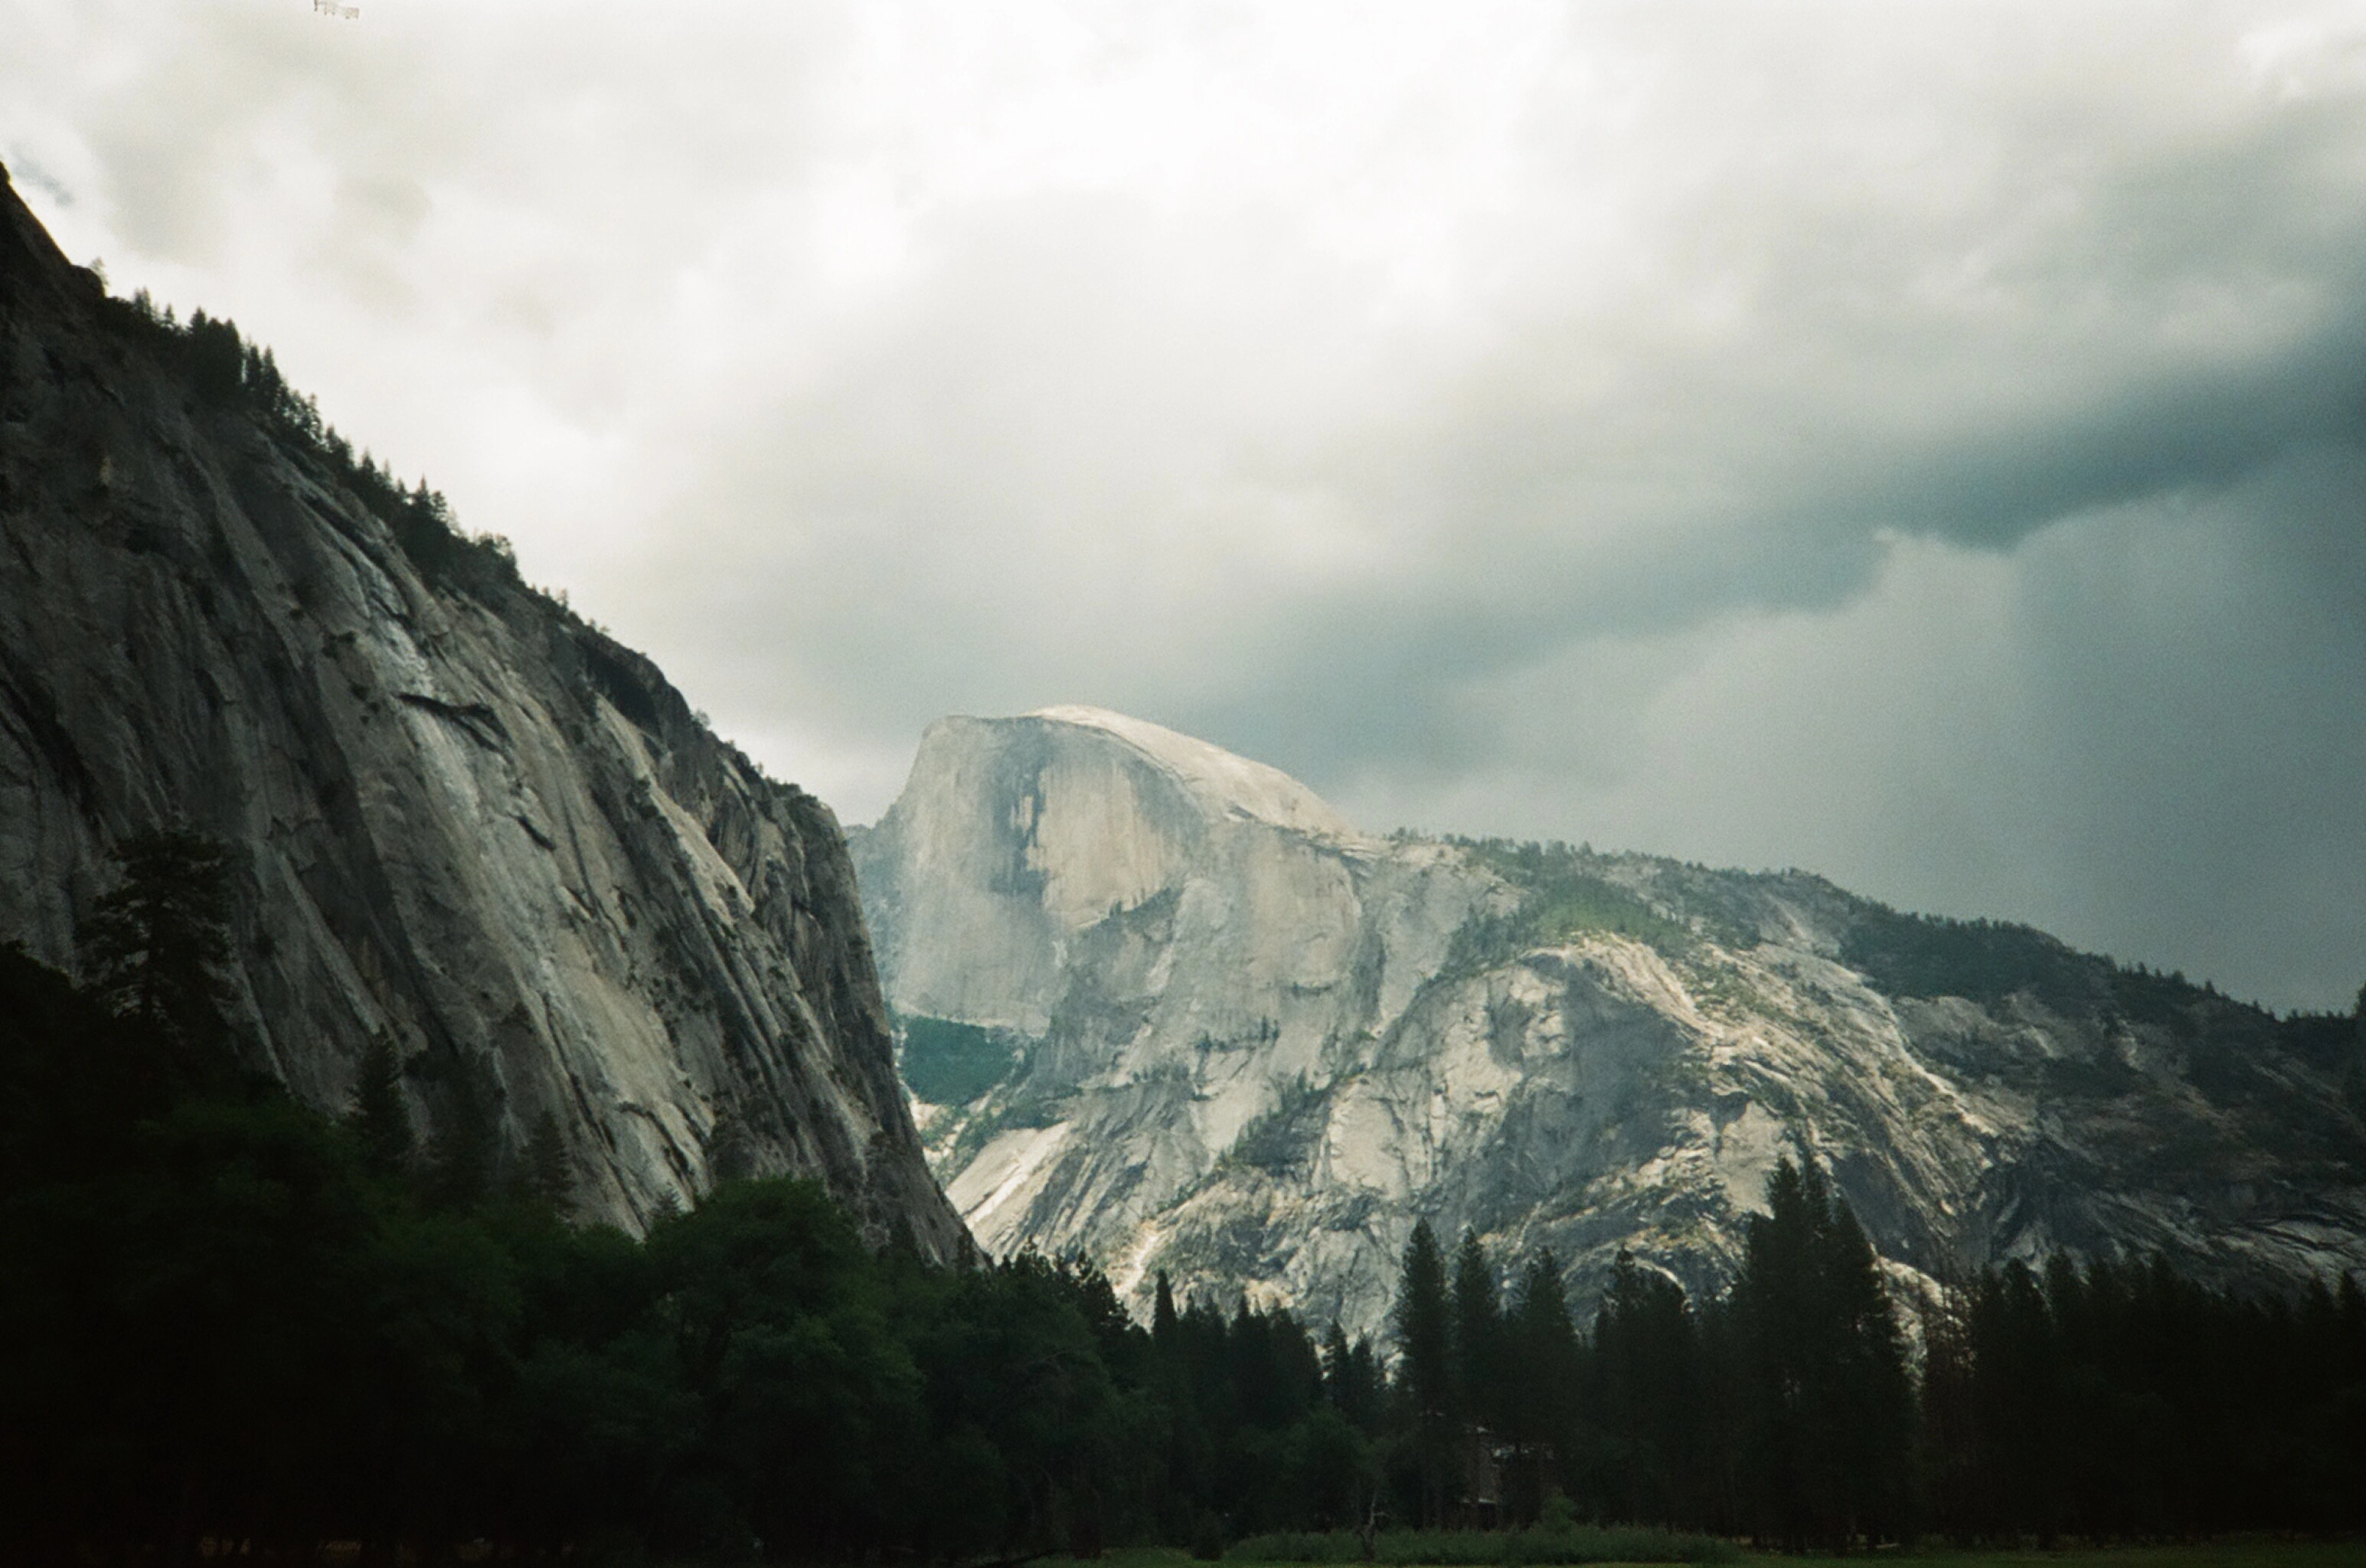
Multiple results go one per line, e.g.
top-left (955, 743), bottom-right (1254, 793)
top-left (4, 0), bottom-right (2361, 1008)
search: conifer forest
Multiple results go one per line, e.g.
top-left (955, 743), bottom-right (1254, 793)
top-left (4, 836), bottom-right (2362, 1563)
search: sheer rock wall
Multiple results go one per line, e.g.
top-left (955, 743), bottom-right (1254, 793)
top-left (855, 708), bottom-right (2365, 1331)
top-left (0, 164), bottom-right (966, 1253)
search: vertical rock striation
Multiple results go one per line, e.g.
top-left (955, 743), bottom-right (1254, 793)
top-left (855, 707), bottom-right (2366, 1332)
top-left (854, 707), bottom-right (1488, 1285)
top-left (0, 163), bottom-right (965, 1252)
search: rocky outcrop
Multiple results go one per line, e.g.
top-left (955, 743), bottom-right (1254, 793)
top-left (0, 162), bottom-right (966, 1253)
top-left (854, 707), bottom-right (2366, 1332)
top-left (852, 708), bottom-right (1488, 1285)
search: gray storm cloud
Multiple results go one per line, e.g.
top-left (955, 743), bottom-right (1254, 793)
top-left (4, 0), bottom-right (2361, 1010)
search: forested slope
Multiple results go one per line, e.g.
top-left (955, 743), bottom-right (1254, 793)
top-left (9, 916), bottom-right (2358, 1560)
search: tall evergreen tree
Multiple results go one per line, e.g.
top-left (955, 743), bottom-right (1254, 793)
top-left (1813, 1194), bottom-right (1913, 1541)
top-left (1154, 1270), bottom-right (1181, 1348)
top-left (1390, 1220), bottom-right (1456, 1526)
top-left (1503, 1251), bottom-right (1580, 1523)
top-left (1594, 1250), bottom-right (1701, 1528)
top-left (1450, 1230), bottom-right (1504, 1436)
top-left (345, 1034), bottom-right (413, 1175)
top-left (517, 1110), bottom-right (572, 1213)
top-left (1729, 1155), bottom-right (1913, 1550)
top-left (423, 1055), bottom-right (502, 1211)
top-left (1913, 1279), bottom-right (1979, 1534)
top-left (81, 828), bottom-right (237, 1076)
top-left (1321, 1319), bottom-right (1385, 1436)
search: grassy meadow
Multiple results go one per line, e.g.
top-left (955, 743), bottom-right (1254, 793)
top-left (1025, 1541), bottom-right (2366, 1568)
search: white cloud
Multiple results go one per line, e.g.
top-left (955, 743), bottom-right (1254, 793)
top-left (6, 0), bottom-right (2364, 1008)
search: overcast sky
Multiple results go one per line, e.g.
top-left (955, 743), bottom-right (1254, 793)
top-left (7, 0), bottom-right (2363, 1012)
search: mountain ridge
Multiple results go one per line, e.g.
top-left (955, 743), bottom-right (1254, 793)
top-left (0, 160), bottom-right (966, 1253)
top-left (1023, 704), bottom-right (1368, 842)
top-left (855, 706), bottom-right (2365, 1331)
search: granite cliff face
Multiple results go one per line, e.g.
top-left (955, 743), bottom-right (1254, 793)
top-left (0, 165), bottom-right (965, 1253)
top-left (853, 707), bottom-right (2366, 1332)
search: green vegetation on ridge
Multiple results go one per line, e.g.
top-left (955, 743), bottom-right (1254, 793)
top-left (1840, 904), bottom-right (2366, 1138)
top-left (97, 290), bottom-right (525, 600)
top-left (899, 1013), bottom-right (1025, 1106)
top-left (1441, 838), bottom-right (1706, 969)
top-left (1841, 906), bottom-right (2114, 1012)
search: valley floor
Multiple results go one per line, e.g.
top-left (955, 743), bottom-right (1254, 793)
top-left (1794, 1547), bottom-right (2366, 1568)
top-left (1031, 1544), bottom-right (2366, 1568)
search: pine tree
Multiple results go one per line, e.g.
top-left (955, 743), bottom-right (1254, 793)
top-left (1322, 1320), bottom-right (1384, 1434)
top-left (81, 828), bottom-right (237, 1079)
top-left (423, 1057), bottom-right (501, 1211)
top-left (1969, 1259), bottom-right (2064, 1542)
top-left (1814, 1193), bottom-right (1913, 1543)
top-left (1451, 1229), bottom-right (1504, 1433)
top-left (1596, 1250), bottom-right (1701, 1528)
top-left (1449, 1229), bottom-right (1508, 1522)
top-left (1322, 1319), bottom-right (1355, 1404)
top-left (1155, 1269), bottom-right (1181, 1348)
top-left (1913, 1280), bottom-right (1978, 1534)
top-left (345, 1034), bottom-right (413, 1175)
top-left (1391, 1219), bottom-right (1457, 1526)
top-left (184, 311), bottom-right (245, 407)
top-left (1730, 1155), bottom-right (1913, 1550)
top-left (518, 1110), bottom-right (572, 1214)
top-left (706, 1109), bottom-right (756, 1182)
top-left (1733, 1158), bottom-right (1818, 1547)
top-left (1505, 1251), bottom-right (1580, 1523)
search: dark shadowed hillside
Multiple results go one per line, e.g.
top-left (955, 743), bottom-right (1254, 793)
top-left (0, 160), bottom-right (963, 1250)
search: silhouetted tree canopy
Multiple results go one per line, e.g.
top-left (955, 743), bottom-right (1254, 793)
top-left (5, 920), bottom-right (2361, 1560)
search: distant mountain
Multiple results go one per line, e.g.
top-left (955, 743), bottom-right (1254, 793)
top-left (852, 706), bottom-right (2366, 1331)
top-left (0, 161), bottom-right (964, 1253)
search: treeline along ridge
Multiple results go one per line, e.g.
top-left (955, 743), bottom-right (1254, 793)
top-left (5, 834), bottom-right (2364, 1562)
